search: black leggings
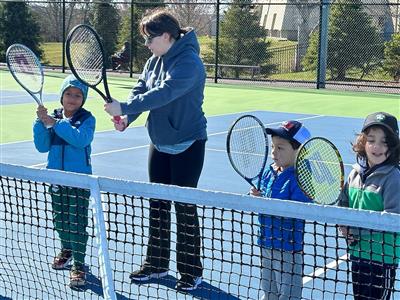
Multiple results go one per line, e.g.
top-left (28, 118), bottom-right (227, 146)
top-left (351, 256), bottom-right (397, 300)
top-left (144, 140), bottom-right (205, 278)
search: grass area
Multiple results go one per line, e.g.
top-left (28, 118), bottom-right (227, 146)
top-left (1, 69), bottom-right (399, 144)
top-left (41, 43), bottom-right (64, 66)
top-left (40, 41), bottom-right (394, 82)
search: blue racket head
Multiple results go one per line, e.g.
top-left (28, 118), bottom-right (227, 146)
top-left (226, 114), bottom-right (269, 189)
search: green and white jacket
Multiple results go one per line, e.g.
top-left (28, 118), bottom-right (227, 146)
top-left (338, 163), bottom-right (400, 264)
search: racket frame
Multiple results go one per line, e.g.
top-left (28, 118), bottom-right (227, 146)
top-left (226, 114), bottom-right (269, 190)
top-left (295, 136), bottom-right (345, 205)
top-left (66, 24), bottom-right (112, 104)
top-left (6, 44), bottom-right (44, 106)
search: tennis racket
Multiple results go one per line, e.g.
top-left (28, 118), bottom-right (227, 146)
top-left (6, 44), bottom-right (44, 106)
top-left (226, 115), bottom-right (269, 190)
top-left (295, 137), bottom-right (344, 205)
top-left (66, 24), bottom-right (120, 121)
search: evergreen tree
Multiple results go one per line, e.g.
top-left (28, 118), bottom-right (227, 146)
top-left (0, 2), bottom-right (43, 61)
top-left (301, 30), bottom-right (319, 72)
top-left (117, 3), bottom-right (164, 72)
top-left (91, 1), bottom-right (120, 68)
top-left (382, 33), bottom-right (400, 82)
top-left (302, 0), bottom-right (382, 80)
top-left (219, 0), bottom-right (273, 78)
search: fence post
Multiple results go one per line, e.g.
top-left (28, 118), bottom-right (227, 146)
top-left (129, 1), bottom-right (134, 78)
top-left (214, 0), bottom-right (220, 83)
top-left (317, 0), bottom-right (330, 89)
top-left (62, 0), bottom-right (66, 73)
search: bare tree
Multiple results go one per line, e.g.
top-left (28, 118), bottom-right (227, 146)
top-left (169, 0), bottom-right (216, 35)
top-left (34, 0), bottom-right (91, 42)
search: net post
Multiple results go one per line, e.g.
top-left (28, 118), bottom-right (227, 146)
top-left (89, 176), bottom-right (116, 300)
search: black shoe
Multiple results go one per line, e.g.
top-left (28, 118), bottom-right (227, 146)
top-left (129, 266), bottom-right (168, 282)
top-left (175, 275), bottom-right (202, 291)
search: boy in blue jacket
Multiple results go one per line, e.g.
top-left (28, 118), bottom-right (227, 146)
top-left (33, 75), bottom-right (95, 288)
top-left (250, 120), bottom-right (312, 300)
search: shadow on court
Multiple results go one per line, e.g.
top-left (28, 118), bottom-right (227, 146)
top-left (132, 275), bottom-right (242, 299)
top-left (69, 267), bottom-right (131, 300)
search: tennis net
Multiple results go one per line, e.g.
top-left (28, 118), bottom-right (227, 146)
top-left (1, 163), bottom-right (399, 299)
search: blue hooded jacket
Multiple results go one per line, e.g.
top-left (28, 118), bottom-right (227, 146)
top-left (258, 164), bottom-right (312, 252)
top-left (120, 29), bottom-right (207, 145)
top-left (33, 76), bottom-right (95, 174)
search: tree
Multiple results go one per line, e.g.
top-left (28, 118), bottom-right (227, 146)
top-left (0, 2), bottom-right (43, 61)
top-left (302, 0), bottom-right (383, 80)
top-left (117, 7), bottom-right (151, 72)
top-left (169, 0), bottom-right (215, 36)
top-left (116, 3), bottom-right (164, 72)
top-left (91, 1), bottom-right (120, 68)
top-left (219, 0), bottom-right (274, 78)
top-left (34, 0), bottom-right (91, 42)
top-left (383, 33), bottom-right (400, 81)
top-left (289, 0), bottom-right (317, 61)
top-left (301, 29), bottom-right (319, 72)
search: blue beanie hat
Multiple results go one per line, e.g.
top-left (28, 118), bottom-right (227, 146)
top-left (60, 75), bottom-right (88, 105)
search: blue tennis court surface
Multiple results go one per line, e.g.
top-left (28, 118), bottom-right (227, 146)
top-left (1, 111), bottom-right (399, 299)
top-left (0, 90), bottom-right (60, 105)
top-left (0, 111), bottom-right (360, 193)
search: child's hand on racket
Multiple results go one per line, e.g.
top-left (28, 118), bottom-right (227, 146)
top-left (36, 105), bottom-right (56, 128)
top-left (249, 187), bottom-right (262, 197)
top-left (36, 105), bottom-right (48, 119)
top-left (112, 115), bottom-right (128, 132)
top-left (339, 226), bottom-right (356, 245)
top-left (104, 99), bottom-right (122, 117)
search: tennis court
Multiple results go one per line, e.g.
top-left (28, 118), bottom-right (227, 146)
top-left (1, 71), bottom-right (399, 299)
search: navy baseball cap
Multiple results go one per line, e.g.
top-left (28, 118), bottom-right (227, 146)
top-left (362, 112), bottom-right (399, 135)
top-left (266, 120), bottom-right (311, 144)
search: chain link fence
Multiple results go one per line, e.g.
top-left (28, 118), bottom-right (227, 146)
top-left (0, 0), bottom-right (399, 93)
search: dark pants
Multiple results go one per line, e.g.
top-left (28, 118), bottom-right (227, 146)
top-left (50, 185), bottom-right (90, 266)
top-left (143, 140), bottom-right (205, 278)
top-left (351, 256), bottom-right (397, 300)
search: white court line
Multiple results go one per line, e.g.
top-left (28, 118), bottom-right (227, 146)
top-left (28, 144), bottom-right (150, 168)
top-left (26, 112), bottom-right (351, 286)
top-left (208, 114), bottom-right (326, 137)
top-left (28, 114), bottom-right (346, 168)
top-left (303, 254), bottom-right (348, 284)
top-left (206, 147), bottom-right (353, 168)
top-left (0, 113), bottom-right (324, 146)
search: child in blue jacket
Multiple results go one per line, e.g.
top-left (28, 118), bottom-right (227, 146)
top-left (250, 120), bottom-right (312, 300)
top-left (33, 75), bottom-right (95, 288)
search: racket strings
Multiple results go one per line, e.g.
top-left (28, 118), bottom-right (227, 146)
top-left (297, 139), bottom-right (343, 204)
top-left (69, 27), bottom-right (103, 85)
top-left (229, 117), bottom-right (268, 179)
top-left (7, 45), bottom-right (43, 94)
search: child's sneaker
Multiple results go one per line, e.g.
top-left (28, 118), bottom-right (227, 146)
top-left (69, 264), bottom-right (86, 288)
top-left (51, 249), bottom-right (72, 270)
